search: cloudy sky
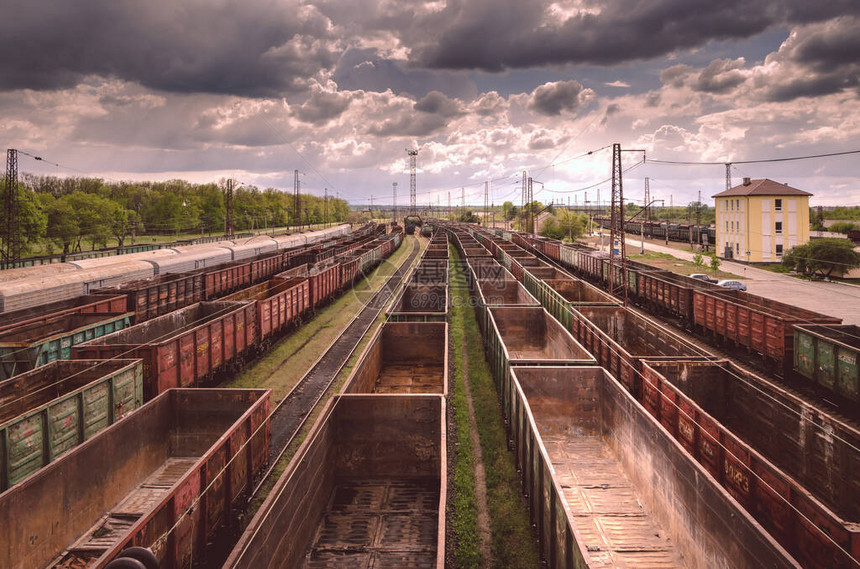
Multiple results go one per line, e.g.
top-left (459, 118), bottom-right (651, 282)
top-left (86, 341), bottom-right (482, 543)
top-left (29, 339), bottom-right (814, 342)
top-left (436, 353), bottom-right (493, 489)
top-left (3, 0), bottom-right (859, 208)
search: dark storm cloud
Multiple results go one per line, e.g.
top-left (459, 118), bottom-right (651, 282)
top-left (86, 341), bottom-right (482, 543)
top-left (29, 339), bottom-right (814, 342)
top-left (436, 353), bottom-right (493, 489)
top-left (0, 0), bottom-right (337, 96)
top-left (528, 81), bottom-right (586, 116)
top-left (414, 91), bottom-right (463, 117)
top-left (694, 58), bottom-right (747, 94)
top-left (293, 91), bottom-right (352, 125)
top-left (410, 0), bottom-right (860, 71)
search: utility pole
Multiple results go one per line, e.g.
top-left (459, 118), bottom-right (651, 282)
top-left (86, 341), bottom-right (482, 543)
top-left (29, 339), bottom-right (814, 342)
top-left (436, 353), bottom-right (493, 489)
top-left (644, 177), bottom-right (651, 222)
top-left (461, 187), bottom-right (465, 217)
top-left (484, 181), bottom-right (489, 227)
top-left (293, 170), bottom-right (301, 229)
top-left (447, 191), bottom-right (451, 221)
top-left (696, 189), bottom-right (702, 249)
top-left (725, 163), bottom-right (732, 192)
top-left (597, 188), bottom-right (601, 217)
top-left (225, 178), bottom-right (235, 237)
top-left (608, 143), bottom-right (627, 305)
top-left (406, 149), bottom-right (418, 216)
top-left (521, 171), bottom-right (527, 214)
top-left (2, 149), bottom-right (20, 269)
top-left (392, 182), bottom-right (397, 224)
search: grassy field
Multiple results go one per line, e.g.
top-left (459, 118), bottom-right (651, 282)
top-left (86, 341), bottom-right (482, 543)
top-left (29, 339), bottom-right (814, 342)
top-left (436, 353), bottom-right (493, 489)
top-left (626, 250), bottom-right (741, 280)
top-left (449, 247), bottom-right (540, 569)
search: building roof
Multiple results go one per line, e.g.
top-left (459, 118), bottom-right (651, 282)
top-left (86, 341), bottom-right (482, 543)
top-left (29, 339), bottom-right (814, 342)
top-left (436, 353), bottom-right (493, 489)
top-left (712, 178), bottom-right (812, 198)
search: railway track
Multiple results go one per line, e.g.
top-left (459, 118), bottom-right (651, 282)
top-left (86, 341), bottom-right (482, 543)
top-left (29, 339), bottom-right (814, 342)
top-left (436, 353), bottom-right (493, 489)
top-left (250, 236), bottom-right (422, 498)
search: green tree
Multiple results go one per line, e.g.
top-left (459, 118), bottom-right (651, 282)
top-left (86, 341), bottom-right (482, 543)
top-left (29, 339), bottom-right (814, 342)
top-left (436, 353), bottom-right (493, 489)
top-left (502, 201), bottom-right (516, 221)
top-left (828, 221), bottom-right (860, 234)
top-left (693, 252), bottom-right (704, 266)
top-left (709, 253), bottom-right (721, 275)
top-left (783, 239), bottom-right (860, 278)
top-left (44, 196), bottom-right (80, 256)
top-left (0, 184), bottom-right (48, 256)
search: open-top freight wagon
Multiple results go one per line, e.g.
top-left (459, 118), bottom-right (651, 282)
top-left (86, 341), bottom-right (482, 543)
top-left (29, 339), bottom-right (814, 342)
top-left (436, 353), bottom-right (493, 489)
top-left (72, 301), bottom-right (257, 400)
top-left (0, 388), bottom-right (270, 569)
top-left (794, 324), bottom-right (860, 404)
top-left (0, 359), bottom-right (143, 492)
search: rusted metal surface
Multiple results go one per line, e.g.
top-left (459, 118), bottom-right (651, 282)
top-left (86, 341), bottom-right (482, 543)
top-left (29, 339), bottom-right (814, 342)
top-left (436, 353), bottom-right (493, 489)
top-left (509, 366), bottom-right (800, 569)
top-left (343, 322), bottom-right (448, 395)
top-left (473, 274), bottom-right (540, 336)
top-left (224, 394), bottom-right (445, 569)
top-left (0, 359), bottom-right (143, 491)
top-left (72, 301), bottom-right (256, 399)
top-left (692, 288), bottom-right (841, 367)
top-left (410, 260), bottom-right (448, 285)
top-left (0, 294), bottom-right (128, 335)
top-left (642, 360), bottom-right (860, 568)
top-left (223, 277), bottom-right (311, 340)
top-left (486, 306), bottom-right (595, 427)
top-left (0, 388), bottom-right (270, 569)
top-left (570, 304), bottom-right (709, 398)
top-left (386, 283), bottom-right (448, 322)
top-left (95, 272), bottom-right (204, 322)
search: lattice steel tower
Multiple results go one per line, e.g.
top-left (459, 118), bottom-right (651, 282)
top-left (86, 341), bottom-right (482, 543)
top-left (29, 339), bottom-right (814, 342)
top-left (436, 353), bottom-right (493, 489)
top-left (225, 178), bottom-right (235, 236)
top-left (294, 169), bottom-right (301, 228)
top-left (392, 182), bottom-right (398, 223)
top-left (609, 143), bottom-right (627, 304)
top-left (2, 149), bottom-right (21, 268)
top-left (406, 149), bottom-right (418, 214)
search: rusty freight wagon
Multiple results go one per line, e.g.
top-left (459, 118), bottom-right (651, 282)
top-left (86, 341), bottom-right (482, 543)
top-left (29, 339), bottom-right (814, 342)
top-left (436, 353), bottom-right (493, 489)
top-left (635, 269), bottom-right (720, 322)
top-left (95, 272), bottom-right (204, 322)
top-left (486, 306), bottom-right (595, 428)
top-left (0, 388), bottom-right (270, 569)
top-left (72, 301), bottom-right (257, 399)
top-left (223, 277), bottom-right (311, 342)
top-left (0, 359), bottom-right (143, 491)
top-left (472, 274), bottom-right (540, 337)
top-left (343, 321), bottom-right (448, 395)
top-left (224, 393), bottom-right (446, 569)
top-left (0, 312), bottom-right (134, 381)
top-left (642, 360), bottom-right (860, 569)
top-left (794, 324), bottom-right (860, 404)
top-left (386, 282), bottom-right (449, 322)
top-left (570, 304), bottom-right (710, 398)
top-left (693, 288), bottom-right (841, 368)
top-left (0, 294), bottom-right (128, 335)
top-left (523, 271), bottom-right (618, 331)
top-left (410, 259), bottom-right (449, 285)
top-left (509, 366), bottom-right (800, 569)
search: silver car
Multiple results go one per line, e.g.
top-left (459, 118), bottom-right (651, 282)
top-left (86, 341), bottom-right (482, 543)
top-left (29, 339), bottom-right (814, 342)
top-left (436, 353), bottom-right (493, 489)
top-left (716, 279), bottom-right (747, 291)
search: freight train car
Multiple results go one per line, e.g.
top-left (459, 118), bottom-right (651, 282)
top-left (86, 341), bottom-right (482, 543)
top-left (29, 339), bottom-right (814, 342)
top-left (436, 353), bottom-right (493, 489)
top-left (0, 388), bottom-right (270, 569)
top-left (642, 360), bottom-right (860, 568)
top-left (509, 366), bottom-right (799, 569)
top-left (223, 277), bottom-right (311, 343)
top-left (0, 359), bottom-right (143, 491)
top-left (223, 393), bottom-right (445, 569)
top-left (794, 324), bottom-right (860, 403)
top-left (0, 294), bottom-right (128, 335)
top-left (73, 301), bottom-right (256, 399)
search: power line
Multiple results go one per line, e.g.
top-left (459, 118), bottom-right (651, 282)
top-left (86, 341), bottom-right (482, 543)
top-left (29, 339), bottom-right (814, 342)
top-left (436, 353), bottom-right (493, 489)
top-left (648, 149), bottom-right (860, 166)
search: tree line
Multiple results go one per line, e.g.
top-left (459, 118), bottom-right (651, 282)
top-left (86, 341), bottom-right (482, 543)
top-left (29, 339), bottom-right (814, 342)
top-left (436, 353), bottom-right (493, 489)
top-left (6, 175), bottom-right (350, 256)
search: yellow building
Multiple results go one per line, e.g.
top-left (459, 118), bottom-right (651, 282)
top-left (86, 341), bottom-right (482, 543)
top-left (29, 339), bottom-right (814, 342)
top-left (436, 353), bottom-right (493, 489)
top-left (712, 178), bottom-right (811, 263)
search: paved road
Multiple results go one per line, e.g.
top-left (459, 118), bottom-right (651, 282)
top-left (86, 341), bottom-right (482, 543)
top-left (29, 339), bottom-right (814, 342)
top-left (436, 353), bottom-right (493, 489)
top-left (639, 240), bottom-right (860, 325)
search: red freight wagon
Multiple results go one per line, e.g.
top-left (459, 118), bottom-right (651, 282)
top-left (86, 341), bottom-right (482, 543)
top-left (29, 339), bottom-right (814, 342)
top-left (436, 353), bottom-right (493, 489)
top-left (0, 388), bottom-right (270, 569)
top-left (337, 255), bottom-right (360, 289)
top-left (204, 260), bottom-right (253, 299)
top-left (692, 288), bottom-right (840, 367)
top-left (0, 294), bottom-right (129, 334)
top-left (95, 273), bottom-right (204, 322)
top-left (642, 360), bottom-right (860, 569)
top-left (309, 263), bottom-right (341, 308)
top-left (72, 301), bottom-right (257, 399)
top-left (636, 269), bottom-right (720, 322)
top-left (224, 277), bottom-right (310, 341)
top-left (250, 252), bottom-right (286, 283)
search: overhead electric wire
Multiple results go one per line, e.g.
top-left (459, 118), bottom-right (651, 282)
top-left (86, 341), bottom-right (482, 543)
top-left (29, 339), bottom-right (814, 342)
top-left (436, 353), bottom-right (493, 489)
top-left (648, 148), bottom-right (860, 166)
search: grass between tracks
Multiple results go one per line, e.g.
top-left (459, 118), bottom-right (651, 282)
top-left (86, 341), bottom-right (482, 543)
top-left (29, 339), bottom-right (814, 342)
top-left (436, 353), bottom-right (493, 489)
top-left (238, 234), bottom-right (425, 517)
top-left (450, 246), bottom-right (540, 569)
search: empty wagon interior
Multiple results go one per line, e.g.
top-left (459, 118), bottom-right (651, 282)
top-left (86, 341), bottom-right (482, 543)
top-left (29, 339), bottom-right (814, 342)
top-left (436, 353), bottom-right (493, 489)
top-left (226, 395), bottom-right (444, 569)
top-left (546, 278), bottom-right (616, 304)
top-left (489, 306), bottom-right (591, 361)
top-left (345, 322), bottom-right (447, 394)
top-left (478, 278), bottom-right (539, 306)
top-left (576, 305), bottom-right (701, 357)
top-left (391, 284), bottom-right (447, 314)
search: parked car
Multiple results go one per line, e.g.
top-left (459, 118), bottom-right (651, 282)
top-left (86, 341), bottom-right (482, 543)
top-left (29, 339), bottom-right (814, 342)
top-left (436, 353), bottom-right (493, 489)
top-left (690, 273), bottom-right (718, 283)
top-left (716, 279), bottom-right (747, 291)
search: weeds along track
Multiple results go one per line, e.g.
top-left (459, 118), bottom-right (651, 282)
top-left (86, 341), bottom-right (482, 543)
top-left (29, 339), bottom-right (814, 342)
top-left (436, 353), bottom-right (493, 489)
top-left (250, 237), bottom-right (422, 498)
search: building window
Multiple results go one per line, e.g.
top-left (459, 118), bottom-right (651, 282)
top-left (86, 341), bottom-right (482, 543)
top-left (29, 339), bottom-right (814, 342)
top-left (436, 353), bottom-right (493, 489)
top-left (726, 221), bottom-right (729, 232)
top-left (775, 221), bottom-right (783, 234)
top-left (776, 244), bottom-right (783, 257)
top-left (775, 199), bottom-right (782, 211)
top-left (736, 243), bottom-right (740, 255)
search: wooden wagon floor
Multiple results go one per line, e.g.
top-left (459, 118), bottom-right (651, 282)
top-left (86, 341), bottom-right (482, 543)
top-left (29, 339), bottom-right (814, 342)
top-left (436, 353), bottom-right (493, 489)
top-left (373, 364), bottom-right (445, 393)
top-left (52, 457), bottom-right (199, 569)
top-left (302, 478), bottom-right (439, 568)
top-left (542, 435), bottom-right (687, 569)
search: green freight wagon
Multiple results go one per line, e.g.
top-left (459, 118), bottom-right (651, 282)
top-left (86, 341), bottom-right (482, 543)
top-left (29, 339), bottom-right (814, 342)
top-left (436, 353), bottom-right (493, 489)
top-left (0, 359), bottom-right (143, 490)
top-left (794, 324), bottom-right (860, 403)
top-left (0, 312), bottom-right (134, 381)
